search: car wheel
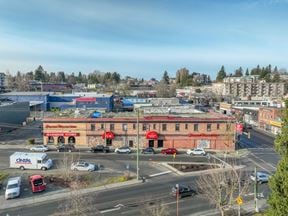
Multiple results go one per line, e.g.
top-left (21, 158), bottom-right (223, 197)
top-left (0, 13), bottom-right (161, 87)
top-left (20, 166), bottom-right (25, 170)
top-left (69, 149), bottom-right (72, 152)
top-left (57, 149), bottom-right (60, 152)
top-left (41, 167), bottom-right (47, 171)
top-left (73, 168), bottom-right (78, 171)
top-left (190, 153), bottom-right (193, 156)
top-left (88, 169), bottom-right (93, 172)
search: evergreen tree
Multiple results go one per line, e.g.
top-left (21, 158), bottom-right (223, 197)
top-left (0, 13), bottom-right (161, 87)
top-left (245, 68), bottom-right (249, 76)
top-left (234, 67), bottom-right (243, 77)
top-left (268, 100), bottom-right (288, 215)
top-left (272, 72), bottom-right (281, 83)
top-left (162, 71), bottom-right (170, 84)
top-left (216, 65), bottom-right (226, 82)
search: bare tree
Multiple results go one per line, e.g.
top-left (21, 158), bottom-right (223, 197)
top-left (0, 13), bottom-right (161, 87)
top-left (140, 200), bottom-right (169, 216)
top-left (195, 156), bottom-right (250, 216)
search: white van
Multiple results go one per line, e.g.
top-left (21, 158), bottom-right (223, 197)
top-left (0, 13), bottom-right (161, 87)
top-left (5, 176), bottom-right (21, 200)
top-left (10, 152), bottom-right (53, 170)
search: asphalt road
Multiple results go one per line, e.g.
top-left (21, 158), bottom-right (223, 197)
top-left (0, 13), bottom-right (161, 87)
top-left (0, 127), bottom-right (279, 216)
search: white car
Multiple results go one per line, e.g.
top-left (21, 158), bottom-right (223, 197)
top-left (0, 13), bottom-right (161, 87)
top-left (250, 172), bottom-right (270, 184)
top-left (71, 161), bottom-right (96, 172)
top-left (115, 146), bottom-right (131, 154)
top-left (186, 148), bottom-right (206, 156)
top-left (5, 176), bottom-right (21, 200)
top-left (30, 145), bottom-right (49, 152)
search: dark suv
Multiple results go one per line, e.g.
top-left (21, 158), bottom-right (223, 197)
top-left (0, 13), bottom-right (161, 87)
top-left (56, 144), bottom-right (77, 152)
top-left (142, 147), bottom-right (155, 154)
top-left (171, 184), bottom-right (196, 198)
top-left (91, 145), bottom-right (110, 153)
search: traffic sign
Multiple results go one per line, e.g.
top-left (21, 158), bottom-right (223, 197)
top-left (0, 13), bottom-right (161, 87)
top-left (236, 196), bottom-right (243, 205)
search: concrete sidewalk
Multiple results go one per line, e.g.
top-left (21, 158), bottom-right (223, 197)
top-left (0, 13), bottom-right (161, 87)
top-left (0, 179), bottom-right (142, 210)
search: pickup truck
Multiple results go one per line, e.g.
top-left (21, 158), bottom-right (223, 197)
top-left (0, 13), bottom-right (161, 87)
top-left (5, 176), bottom-right (21, 199)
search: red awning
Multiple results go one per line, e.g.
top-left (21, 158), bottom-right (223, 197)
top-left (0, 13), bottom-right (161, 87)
top-left (146, 131), bottom-right (158, 140)
top-left (102, 131), bottom-right (115, 139)
top-left (75, 97), bottom-right (96, 102)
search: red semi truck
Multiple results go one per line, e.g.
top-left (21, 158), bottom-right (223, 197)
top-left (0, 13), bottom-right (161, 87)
top-left (29, 175), bottom-right (46, 193)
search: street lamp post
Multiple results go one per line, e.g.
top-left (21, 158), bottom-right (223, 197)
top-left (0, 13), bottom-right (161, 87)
top-left (136, 108), bottom-right (140, 181)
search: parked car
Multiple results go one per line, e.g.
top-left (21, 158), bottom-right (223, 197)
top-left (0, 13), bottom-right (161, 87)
top-left (5, 176), bottom-right (21, 200)
top-left (91, 145), bottom-right (110, 153)
top-left (171, 184), bottom-right (196, 198)
top-left (30, 145), bottom-right (49, 152)
top-left (57, 144), bottom-right (77, 152)
top-left (161, 148), bottom-right (177, 155)
top-left (250, 172), bottom-right (271, 184)
top-left (29, 175), bottom-right (46, 193)
top-left (186, 148), bottom-right (206, 156)
top-left (115, 146), bottom-right (131, 154)
top-left (142, 147), bottom-right (155, 154)
top-left (71, 161), bottom-right (96, 172)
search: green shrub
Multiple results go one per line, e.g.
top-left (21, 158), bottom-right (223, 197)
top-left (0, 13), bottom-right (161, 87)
top-left (27, 138), bottom-right (35, 145)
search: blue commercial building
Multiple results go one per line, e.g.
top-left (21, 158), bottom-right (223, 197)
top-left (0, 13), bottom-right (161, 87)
top-left (48, 93), bottom-right (114, 111)
top-left (0, 92), bottom-right (50, 111)
top-left (0, 92), bottom-right (114, 112)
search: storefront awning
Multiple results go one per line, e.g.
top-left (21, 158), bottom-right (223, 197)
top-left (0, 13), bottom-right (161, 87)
top-left (146, 131), bottom-right (158, 140)
top-left (102, 131), bottom-right (115, 139)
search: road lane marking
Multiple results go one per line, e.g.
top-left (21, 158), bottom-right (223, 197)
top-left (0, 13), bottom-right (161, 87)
top-left (250, 153), bottom-right (277, 170)
top-left (246, 157), bottom-right (272, 174)
top-left (100, 207), bottom-right (121, 213)
top-left (149, 171), bottom-right (172, 177)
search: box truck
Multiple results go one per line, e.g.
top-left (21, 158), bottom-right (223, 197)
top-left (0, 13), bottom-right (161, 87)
top-left (10, 152), bottom-right (53, 170)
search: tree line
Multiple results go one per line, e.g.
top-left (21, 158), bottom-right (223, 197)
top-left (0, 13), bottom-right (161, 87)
top-left (6, 65), bottom-right (122, 91)
top-left (216, 64), bottom-right (284, 83)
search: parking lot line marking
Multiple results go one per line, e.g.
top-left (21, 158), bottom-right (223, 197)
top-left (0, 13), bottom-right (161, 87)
top-left (149, 171), bottom-right (172, 177)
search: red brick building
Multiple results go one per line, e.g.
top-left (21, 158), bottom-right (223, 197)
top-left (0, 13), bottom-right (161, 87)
top-left (259, 107), bottom-right (283, 134)
top-left (43, 113), bottom-right (236, 151)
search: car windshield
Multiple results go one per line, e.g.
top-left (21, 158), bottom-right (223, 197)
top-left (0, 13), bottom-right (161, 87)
top-left (42, 155), bottom-right (49, 163)
top-left (7, 183), bottom-right (18, 189)
top-left (33, 178), bottom-right (43, 186)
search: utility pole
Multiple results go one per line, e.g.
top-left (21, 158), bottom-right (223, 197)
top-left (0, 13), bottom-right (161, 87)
top-left (254, 167), bottom-right (259, 212)
top-left (136, 108), bottom-right (140, 181)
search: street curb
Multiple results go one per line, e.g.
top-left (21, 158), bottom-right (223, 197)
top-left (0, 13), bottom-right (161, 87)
top-left (0, 179), bottom-right (142, 210)
top-left (159, 162), bottom-right (245, 176)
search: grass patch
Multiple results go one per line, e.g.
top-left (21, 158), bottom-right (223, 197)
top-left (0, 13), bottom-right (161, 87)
top-left (0, 171), bottom-right (8, 182)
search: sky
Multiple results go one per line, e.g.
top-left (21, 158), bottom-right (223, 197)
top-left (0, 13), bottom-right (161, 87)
top-left (0, 0), bottom-right (287, 79)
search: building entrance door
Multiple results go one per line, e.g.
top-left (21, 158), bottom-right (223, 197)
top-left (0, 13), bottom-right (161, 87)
top-left (157, 140), bottom-right (163, 148)
top-left (148, 140), bottom-right (154, 147)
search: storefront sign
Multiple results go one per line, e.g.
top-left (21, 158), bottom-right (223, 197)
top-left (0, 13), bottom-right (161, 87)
top-left (269, 120), bottom-right (282, 128)
top-left (44, 132), bottom-right (80, 137)
top-left (236, 123), bottom-right (244, 133)
top-left (45, 125), bottom-right (77, 128)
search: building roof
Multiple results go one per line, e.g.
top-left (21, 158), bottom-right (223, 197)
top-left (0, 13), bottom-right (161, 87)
top-left (44, 111), bottom-right (235, 123)
top-left (0, 91), bottom-right (51, 96)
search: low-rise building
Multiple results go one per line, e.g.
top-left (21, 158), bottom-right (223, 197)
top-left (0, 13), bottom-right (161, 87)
top-left (258, 107), bottom-right (283, 135)
top-left (43, 111), bottom-right (236, 151)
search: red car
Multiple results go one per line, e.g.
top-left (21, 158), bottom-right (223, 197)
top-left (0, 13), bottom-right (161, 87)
top-left (161, 148), bottom-right (177, 155)
top-left (29, 175), bottom-right (46, 193)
